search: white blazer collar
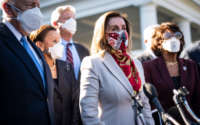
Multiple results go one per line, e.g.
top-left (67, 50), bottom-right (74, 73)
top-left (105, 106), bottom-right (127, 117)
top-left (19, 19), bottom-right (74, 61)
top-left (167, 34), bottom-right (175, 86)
top-left (103, 52), bottom-right (134, 96)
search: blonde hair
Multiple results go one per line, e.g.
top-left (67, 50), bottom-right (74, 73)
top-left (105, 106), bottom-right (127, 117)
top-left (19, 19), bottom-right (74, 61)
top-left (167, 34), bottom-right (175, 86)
top-left (144, 24), bottom-right (160, 42)
top-left (91, 11), bottom-right (132, 55)
top-left (51, 5), bottom-right (76, 26)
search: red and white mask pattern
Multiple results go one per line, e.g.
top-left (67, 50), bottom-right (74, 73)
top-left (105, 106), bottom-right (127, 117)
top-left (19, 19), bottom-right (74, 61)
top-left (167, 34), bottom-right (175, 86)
top-left (106, 30), bottom-right (128, 50)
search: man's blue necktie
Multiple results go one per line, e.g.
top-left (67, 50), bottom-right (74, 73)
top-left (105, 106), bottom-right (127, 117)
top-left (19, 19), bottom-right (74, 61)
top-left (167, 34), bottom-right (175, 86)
top-left (21, 36), bottom-right (46, 88)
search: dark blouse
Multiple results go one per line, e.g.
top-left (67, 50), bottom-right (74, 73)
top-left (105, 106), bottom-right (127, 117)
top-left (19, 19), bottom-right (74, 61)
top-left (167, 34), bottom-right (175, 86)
top-left (143, 56), bottom-right (200, 117)
top-left (171, 76), bottom-right (181, 89)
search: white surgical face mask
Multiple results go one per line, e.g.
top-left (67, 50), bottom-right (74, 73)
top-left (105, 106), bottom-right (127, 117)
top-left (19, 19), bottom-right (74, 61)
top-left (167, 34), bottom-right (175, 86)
top-left (7, 4), bottom-right (43, 34)
top-left (48, 42), bottom-right (64, 60)
top-left (60, 18), bottom-right (77, 35)
top-left (162, 37), bottom-right (180, 53)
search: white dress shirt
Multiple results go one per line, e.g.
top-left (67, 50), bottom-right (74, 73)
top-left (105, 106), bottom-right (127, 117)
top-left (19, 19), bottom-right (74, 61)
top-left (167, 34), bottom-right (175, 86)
top-left (58, 38), bottom-right (81, 80)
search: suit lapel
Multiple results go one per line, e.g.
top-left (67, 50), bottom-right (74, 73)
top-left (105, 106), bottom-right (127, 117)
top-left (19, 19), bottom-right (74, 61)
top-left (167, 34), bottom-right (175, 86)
top-left (56, 60), bottom-right (75, 94)
top-left (103, 52), bottom-right (134, 96)
top-left (157, 57), bottom-right (175, 89)
top-left (69, 43), bottom-right (81, 81)
top-left (1, 24), bottom-right (45, 93)
top-left (74, 44), bottom-right (82, 61)
top-left (178, 59), bottom-right (188, 87)
top-left (28, 38), bottom-right (47, 92)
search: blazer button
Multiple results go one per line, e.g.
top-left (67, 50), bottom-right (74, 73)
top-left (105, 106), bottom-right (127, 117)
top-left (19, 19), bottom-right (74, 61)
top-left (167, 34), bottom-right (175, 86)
top-left (65, 64), bottom-right (71, 71)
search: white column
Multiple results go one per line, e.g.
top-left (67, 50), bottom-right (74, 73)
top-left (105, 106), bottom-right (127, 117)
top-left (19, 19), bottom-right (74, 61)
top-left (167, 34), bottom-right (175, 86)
top-left (177, 19), bottom-right (192, 46)
top-left (140, 3), bottom-right (158, 49)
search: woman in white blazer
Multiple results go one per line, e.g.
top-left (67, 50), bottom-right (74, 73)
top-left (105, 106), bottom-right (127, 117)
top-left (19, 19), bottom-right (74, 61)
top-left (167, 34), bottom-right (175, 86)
top-left (79, 11), bottom-right (155, 125)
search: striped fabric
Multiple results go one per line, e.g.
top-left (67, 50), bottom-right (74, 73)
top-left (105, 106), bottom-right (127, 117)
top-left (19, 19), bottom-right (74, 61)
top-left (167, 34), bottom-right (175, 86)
top-left (66, 43), bottom-right (74, 65)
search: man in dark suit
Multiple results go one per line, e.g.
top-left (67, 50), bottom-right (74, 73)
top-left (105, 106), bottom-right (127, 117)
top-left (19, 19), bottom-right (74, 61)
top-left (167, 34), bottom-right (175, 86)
top-left (54, 60), bottom-right (79, 125)
top-left (50, 5), bottom-right (89, 125)
top-left (0, 0), bottom-right (54, 125)
top-left (136, 24), bottom-right (159, 63)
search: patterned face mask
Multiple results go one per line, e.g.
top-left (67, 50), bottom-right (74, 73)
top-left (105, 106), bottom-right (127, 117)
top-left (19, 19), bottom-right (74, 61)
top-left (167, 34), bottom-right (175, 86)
top-left (106, 30), bottom-right (128, 50)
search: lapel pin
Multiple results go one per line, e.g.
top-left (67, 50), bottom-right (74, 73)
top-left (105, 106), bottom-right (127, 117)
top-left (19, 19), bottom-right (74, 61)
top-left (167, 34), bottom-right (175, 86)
top-left (183, 66), bottom-right (187, 71)
top-left (65, 64), bottom-right (70, 71)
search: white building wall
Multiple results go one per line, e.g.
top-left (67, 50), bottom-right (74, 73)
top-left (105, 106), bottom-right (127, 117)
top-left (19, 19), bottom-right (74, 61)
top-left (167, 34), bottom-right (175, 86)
top-left (140, 3), bottom-right (158, 49)
top-left (177, 19), bottom-right (192, 46)
top-left (1, 0), bottom-right (200, 49)
top-left (39, 0), bottom-right (200, 48)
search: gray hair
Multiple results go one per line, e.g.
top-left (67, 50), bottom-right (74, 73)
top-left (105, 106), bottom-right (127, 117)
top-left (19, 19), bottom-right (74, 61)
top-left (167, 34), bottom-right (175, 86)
top-left (144, 24), bottom-right (160, 42)
top-left (51, 5), bottom-right (76, 26)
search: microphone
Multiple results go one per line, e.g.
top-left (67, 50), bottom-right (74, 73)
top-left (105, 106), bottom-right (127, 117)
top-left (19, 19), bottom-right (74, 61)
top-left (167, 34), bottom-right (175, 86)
top-left (143, 83), bottom-right (181, 125)
top-left (168, 106), bottom-right (184, 124)
top-left (173, 87), bottom-right (200, 125)
top-left (143, 83), bottom-right (165, 113)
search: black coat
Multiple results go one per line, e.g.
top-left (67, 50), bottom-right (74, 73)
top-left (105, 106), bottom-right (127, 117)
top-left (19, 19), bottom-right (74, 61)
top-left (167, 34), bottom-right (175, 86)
top-left (73, 42), bottom-right (90, 82)
top-left (54, 43), bottom-right (89, 125)
top-left (181, 41), bottom-right (200, 75)
top-left (0, 23), bottom-right (54, 125)
top-left (136, 51), bottom-right (155, 63)
top-left (54, 60), bottom-right (78, 125)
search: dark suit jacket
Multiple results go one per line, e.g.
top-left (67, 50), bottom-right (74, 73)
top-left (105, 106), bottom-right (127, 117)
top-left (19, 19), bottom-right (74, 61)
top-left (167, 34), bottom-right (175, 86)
top-left (143, 56), bottom-right (200, 116)
top-left (54, 60), bottom-right (81, 125)
top-left (136, 51), bottom-right (156, 63)
top-left (181, 41), bottom-right (200, 75)
top-left (53, 43), bottom-right (89, 125)
top-left (73, 43), bottom-right (89, 82)
top-left (73, 43), bottom-right (89, 125)
top-left (74, 43), bottom-right (89, 62)
top-left (0, 23), bottom-right (54, 125)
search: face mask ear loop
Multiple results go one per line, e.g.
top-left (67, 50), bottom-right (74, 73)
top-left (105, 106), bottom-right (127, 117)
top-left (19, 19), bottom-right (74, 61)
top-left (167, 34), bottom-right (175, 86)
top-left (4, 3), bottom-right (22, 20)
top-left (7, 3), bottom-right (22, 13)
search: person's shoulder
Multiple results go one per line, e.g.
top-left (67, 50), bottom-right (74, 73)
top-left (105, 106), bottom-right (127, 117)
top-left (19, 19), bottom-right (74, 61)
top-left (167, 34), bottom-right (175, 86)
top-left (81, 54), bottom-right (103, 70)
top-left (142, 57), bottom-right (160, 73)
top-left (179, 58), bottom-right (199, 72)
top-left (82, 53), bottom-right (102, 62)
top-left (73, 42), bottom-right (89, 55)
top-left (74, 42), bottom-right (88, 50)
top-left (179, 58), bottom-right (197, 65)
top-left (136, 51), bottom-right (150, 57)
top-left (0, 23), bottom-right (9, 46)
top-left (0, 23), bottom-right (6, 31)
top-left (0, 23), bottom-right (9, 37)
top-left (143, 57), bottom-right (159, 65)
top-left (135, 51), bottom-right (154, 62)
top-left (184, 41), bottom-right (200, 53)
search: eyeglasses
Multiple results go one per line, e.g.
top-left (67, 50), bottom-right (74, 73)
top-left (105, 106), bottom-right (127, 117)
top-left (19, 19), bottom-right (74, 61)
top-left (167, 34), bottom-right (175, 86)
top-left (163, 32), bottom-right (182, 40)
